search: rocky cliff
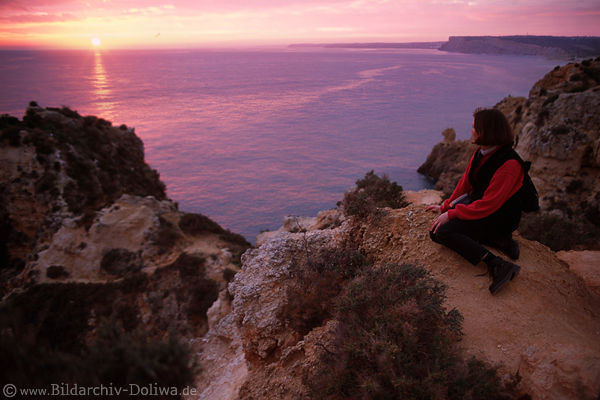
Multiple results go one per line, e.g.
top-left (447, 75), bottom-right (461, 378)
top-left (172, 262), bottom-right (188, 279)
top-left (0, 104), bottom-right (250, 393)
top-left (440, 36), bottom-right (600, 58)
top-left (219, 194), bottom-right (599, 399)
top-left (419, 58), bottom-right (600, 251)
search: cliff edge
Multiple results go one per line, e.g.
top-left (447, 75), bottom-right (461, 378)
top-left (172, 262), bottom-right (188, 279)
top-left (220, 195), bottom-right (600, 399)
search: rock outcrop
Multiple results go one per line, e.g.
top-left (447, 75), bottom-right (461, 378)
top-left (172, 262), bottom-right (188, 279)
top-left (419, 58), bottom-right (600, 251)
top-left (0, 104), bottom-right (250, 395)
top-left (211, 195), bottom-right (600, 400)
top-left (0, 103), bottom-right (167, 293)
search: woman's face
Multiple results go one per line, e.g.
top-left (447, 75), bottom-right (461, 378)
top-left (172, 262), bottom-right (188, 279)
top-left (471, 120), bottom-right (479, 143)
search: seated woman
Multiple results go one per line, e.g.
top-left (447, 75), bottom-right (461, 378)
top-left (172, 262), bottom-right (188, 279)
top-left (427, 108), bottom-right (525, 295)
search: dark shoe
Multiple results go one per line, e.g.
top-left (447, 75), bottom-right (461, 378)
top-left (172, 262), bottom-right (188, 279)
top-left (488, 257), bottom-right (521, 295)
top-left (486, 235), bottom-right (520, 260)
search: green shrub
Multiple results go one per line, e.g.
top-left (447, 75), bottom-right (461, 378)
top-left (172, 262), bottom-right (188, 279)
top-left (34, 172), bottom-right (59, 196)
top-left (310, 263), bottom-right (520, 399)
top-left (519, 213), bottom-right (600, 251)
top-left (59, 106), bottom-right (81, 119)
top-left (152, 216), bottom-right (183, 254)
top-left (86, 319), bottom-right (196, 392)
top-left (179, 213), bottom-right (250, 248)
top-left (0, 318), bottom-right (195, 398)
top-left (340, 170), bottom-right (408, 219)
top-left (282, 247), bottom-right (368, 336)
top-left (582, 66), bottom-right (600, 82)
top-left (179, 213), bottom-right (224, 235)
top-left (0, 123), bottom-right (22, 147)
top-left (162, 253), bottom-right (219, 321)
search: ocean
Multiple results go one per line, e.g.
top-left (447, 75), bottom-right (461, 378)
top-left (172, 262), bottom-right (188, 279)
top-left (0, 48), bottom-right (557, 241)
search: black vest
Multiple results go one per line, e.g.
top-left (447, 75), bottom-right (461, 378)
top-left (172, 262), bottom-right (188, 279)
top-left (467, 145), bottom-right (524, 232)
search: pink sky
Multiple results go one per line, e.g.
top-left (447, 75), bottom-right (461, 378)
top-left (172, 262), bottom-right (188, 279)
top-left (1, 0), bottom-right (599, 49)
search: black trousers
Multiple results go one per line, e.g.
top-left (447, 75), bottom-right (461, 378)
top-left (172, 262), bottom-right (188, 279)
top-left (429, 217), bottom-right (515, 266)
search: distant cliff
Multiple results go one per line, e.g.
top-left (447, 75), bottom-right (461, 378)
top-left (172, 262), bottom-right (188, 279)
top-left (440, 36), bottom-right (600, 58)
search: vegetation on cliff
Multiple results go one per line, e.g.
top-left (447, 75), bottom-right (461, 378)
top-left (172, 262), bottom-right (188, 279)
top-left (340, 170), bottom-right (408, 219)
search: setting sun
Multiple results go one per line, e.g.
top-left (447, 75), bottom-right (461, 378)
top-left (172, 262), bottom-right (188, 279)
top-left (91, 38), bottom-right (101, 47)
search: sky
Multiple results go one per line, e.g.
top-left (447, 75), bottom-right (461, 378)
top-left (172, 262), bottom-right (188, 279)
top-left (0, 0), bottom-right (599, 49)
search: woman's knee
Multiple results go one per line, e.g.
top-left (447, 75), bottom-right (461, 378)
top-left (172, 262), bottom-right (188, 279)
top-left (429, 230), bottom-right (441, 244)
top-left (433, 222), bottom-right (455, 241)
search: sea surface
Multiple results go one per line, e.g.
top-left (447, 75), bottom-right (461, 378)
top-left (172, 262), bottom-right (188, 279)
top-left (0, 48), bottom-right (557, 241)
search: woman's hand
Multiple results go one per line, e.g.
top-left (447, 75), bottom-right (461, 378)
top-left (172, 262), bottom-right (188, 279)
top-left (425, 204), bottom-right (442, 213)
top-left (430, 212), bottom-right (449, 233)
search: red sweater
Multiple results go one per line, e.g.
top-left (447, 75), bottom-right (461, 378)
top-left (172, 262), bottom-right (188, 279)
top-left (441, 147), bottom-right (524, 220)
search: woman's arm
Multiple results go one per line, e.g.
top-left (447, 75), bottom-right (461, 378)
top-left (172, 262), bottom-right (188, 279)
top-left (440, 152), bottom-right (476, 212)
top-left (447, 159), bottom-right (523, 220)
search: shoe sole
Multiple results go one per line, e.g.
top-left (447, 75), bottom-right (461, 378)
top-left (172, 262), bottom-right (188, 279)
top-left (489, 265), bottom-right (521, 295)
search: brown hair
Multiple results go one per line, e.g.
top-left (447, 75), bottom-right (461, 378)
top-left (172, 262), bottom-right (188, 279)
top-left (473, 108), bottom-right (514, 146)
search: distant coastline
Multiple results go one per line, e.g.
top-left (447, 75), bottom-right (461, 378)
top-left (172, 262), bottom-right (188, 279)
top-left (289, 42), bottom-right (444, 50)
top-left (290, 35), bottom-right (600, 59)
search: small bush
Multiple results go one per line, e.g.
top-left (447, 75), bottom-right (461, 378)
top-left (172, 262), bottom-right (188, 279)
top-left (519, 213), bottom-right (600, 251)
top-left (0, 318), bottom-right (195, 397)
top-left (310, 263), bottom-right (520, 399)
top-left (179, 213), bottom-right (250, 248)
top-left (152, 216), bottom-right (183, 254)
top-left (100, 248), bottom-right (142, 277)
top-left (86, 319), bottom-right (196, 392)
top-left (283, 247), bottom-right (368, 336)
top-left (163, 253), bottom-right (219, 321)
top-left (341, 170), bottom-right (408, 219)
top-left (169, 253), bottom-right (206, 278)
top-left (582, 66), bottom-right (600, 82)
top-left (179, 213), bottom-right (224, 236)
top-left (59, 106), bottom-right (81, 119)
top-left (35, 172), bottom-right (58, 196)
top-left (46, 265), bottom-right (69, 279)
top-left (0, 125), bottom-right (21, 147)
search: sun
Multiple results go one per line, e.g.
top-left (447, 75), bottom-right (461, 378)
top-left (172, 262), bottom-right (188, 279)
top-left (91, 37), bottom-right (101, 47)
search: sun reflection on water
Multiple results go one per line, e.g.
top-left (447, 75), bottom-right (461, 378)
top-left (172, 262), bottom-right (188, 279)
top-left (92, 51), bottom-right (116, 120)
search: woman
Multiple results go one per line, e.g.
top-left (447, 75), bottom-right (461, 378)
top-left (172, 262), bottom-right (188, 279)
top-left (427, 108), bottom-right (525, 295)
